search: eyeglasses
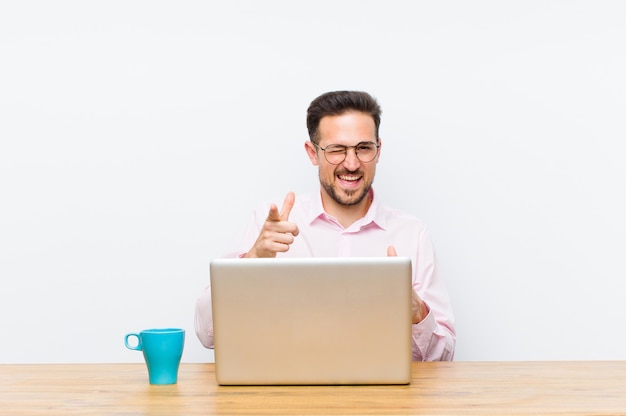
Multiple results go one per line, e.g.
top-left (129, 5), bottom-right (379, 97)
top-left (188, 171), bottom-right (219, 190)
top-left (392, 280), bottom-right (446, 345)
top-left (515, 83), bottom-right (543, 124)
top-left (312, 141), bottom-right (380, 165)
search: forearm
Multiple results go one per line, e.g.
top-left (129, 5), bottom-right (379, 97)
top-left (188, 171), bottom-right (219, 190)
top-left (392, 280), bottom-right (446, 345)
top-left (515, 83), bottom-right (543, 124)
top-left (194, 286), bottom-right (215, 349)
top-left (411, 309), bottom-right (455, 361)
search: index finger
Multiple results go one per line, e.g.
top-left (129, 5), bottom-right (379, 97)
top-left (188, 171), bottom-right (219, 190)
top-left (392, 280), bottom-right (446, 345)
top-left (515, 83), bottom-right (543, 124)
top-left (279, 192), bottom-right (295, 221)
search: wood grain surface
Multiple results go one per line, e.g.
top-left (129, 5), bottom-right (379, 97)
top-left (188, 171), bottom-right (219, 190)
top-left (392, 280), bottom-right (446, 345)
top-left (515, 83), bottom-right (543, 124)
top-left (1, 361), bottom-right (625, 415)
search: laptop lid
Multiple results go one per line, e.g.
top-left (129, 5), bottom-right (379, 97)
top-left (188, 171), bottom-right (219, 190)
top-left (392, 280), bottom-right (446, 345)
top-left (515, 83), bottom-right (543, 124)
top-left (210, 256), bottom-right (413, 385)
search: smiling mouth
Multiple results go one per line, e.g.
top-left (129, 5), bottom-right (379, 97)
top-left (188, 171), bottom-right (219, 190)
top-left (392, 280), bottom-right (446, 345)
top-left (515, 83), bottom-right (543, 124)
top-left (338, 174), bottom-right (361, 182)
top-left (337, 173), bottom-right (363, 189)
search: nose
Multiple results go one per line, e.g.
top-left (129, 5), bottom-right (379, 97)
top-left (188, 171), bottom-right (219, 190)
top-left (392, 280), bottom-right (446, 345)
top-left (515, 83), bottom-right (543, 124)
top-left (342, 147), bottom-right (360, 170)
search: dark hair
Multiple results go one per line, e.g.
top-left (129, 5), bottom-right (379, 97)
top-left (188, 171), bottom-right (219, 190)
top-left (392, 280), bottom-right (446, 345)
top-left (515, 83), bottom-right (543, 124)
top-left (306, 91), bottom-right (382, 144)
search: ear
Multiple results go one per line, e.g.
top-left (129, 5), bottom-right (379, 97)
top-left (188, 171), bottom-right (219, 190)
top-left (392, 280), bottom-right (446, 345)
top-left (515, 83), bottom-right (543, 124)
top-left (375, 137), bottom-right (382, 164)
top-left (304, 141), bottom-right (320, 166)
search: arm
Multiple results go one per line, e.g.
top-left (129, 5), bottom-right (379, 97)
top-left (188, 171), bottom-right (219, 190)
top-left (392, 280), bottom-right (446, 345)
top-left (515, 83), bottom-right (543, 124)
top-left (194, 286), bottom-right (214, 348)
top-left (409, 232), bottom-right (455, 361)
top-left (194, 193), bottom-right (300, 349)
top-left (388, 233), bottom-right (456, 361)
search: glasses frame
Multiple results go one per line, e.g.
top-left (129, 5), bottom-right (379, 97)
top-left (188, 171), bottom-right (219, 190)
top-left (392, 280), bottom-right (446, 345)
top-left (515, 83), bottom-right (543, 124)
top-left (312, 141), bottom-right (380, 165)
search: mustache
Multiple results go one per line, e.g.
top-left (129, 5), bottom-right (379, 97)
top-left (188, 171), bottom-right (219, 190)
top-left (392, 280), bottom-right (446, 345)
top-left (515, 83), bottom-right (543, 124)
top-left (335, 169), bottom-right (363, 176)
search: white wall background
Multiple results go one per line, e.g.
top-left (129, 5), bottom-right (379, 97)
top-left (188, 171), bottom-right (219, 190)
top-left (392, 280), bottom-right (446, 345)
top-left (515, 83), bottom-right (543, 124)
top-left (1, 1), bottom-right (625, 364)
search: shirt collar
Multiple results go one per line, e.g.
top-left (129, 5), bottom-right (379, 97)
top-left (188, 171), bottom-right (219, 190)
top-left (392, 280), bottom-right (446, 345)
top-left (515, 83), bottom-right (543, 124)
top-left (308, 188), bottom-right (387, 231)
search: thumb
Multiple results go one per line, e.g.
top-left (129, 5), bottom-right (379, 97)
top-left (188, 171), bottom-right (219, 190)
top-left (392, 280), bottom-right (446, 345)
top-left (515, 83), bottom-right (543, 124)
top-left (266, 203), bottom-right (281, 222)
top-left (266, 192), bottom-right (296, 223)
top-left (387, 245), bottom-right (397, 257)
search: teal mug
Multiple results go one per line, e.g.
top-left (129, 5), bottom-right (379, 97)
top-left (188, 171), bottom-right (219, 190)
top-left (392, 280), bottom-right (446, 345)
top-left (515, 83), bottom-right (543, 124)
top-left (124, 328), bottom-right (185, 385)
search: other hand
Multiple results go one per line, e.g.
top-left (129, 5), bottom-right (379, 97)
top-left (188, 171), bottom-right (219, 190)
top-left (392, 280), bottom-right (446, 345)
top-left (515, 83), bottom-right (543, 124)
top-left (387, 245), bottom-right (429, 324)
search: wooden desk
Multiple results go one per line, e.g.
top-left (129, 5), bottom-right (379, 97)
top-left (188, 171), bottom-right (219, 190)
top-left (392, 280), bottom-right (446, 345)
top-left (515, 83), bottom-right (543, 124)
top-left (1, 361), bottom-right (625, 415)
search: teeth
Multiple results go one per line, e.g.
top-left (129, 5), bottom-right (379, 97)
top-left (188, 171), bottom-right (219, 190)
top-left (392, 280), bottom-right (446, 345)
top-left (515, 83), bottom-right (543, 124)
top-left (339, 175), bottom-right (360, 181)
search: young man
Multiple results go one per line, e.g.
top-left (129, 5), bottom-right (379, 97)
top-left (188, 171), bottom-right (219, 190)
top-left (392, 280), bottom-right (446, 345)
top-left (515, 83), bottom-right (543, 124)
top-left (195, 91), bottom-right (455, 361)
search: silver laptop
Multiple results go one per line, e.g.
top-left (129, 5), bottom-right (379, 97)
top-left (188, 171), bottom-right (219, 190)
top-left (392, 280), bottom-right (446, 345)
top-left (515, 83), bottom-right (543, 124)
top-left (210, 256), bottom-right (413, 385)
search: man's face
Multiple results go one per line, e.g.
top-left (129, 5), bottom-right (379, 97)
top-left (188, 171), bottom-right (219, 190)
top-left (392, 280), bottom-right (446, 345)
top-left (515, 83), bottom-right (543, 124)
top-left (305, 111), bottom-right (380, 207)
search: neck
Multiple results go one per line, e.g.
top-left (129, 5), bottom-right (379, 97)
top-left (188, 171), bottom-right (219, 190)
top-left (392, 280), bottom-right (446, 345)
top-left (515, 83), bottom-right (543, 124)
top-left (320, 190), bottom-right (373, 229)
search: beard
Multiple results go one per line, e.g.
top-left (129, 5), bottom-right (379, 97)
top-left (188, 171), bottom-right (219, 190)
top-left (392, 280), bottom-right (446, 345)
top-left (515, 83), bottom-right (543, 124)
top-left (320, 171), bottom-right (373, 207)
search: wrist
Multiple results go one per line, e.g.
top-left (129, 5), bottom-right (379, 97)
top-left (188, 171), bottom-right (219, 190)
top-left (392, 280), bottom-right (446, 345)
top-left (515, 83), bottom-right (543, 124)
top-left (412, 302), bottom-right (429, 324)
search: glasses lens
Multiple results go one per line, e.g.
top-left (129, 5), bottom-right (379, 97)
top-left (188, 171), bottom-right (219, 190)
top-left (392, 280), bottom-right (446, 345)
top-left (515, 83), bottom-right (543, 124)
top-left (323, 145), bottom-right (347, 164)
top-left (355, 143), bottom-right (378, 163)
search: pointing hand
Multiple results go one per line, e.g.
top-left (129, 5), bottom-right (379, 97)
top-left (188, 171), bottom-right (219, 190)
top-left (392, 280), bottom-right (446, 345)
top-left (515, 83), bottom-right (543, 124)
top-left (246, 192), bottom-right (300, 258)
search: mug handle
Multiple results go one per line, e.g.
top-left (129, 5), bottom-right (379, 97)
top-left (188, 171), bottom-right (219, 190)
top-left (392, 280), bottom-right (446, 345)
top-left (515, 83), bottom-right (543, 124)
top-left (124, 333), bottom-right (142, 351)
